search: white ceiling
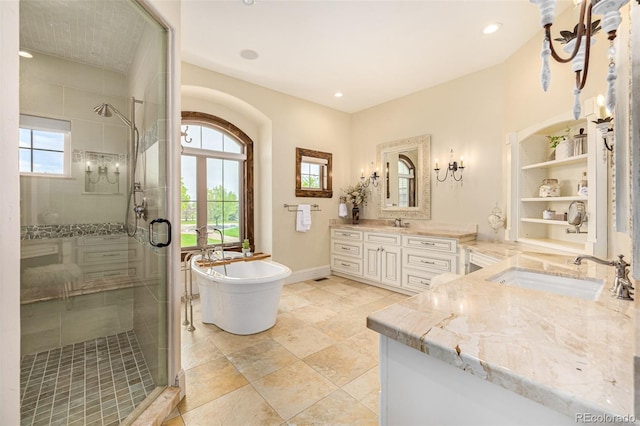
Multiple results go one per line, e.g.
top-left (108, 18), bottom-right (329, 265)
top-left (181, 0), bottom-right (573, 113)
top-left (20, 0), bottom-right (573, 114)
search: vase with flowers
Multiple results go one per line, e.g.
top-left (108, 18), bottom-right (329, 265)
top-left (342, 181), bottom-right (369, 225)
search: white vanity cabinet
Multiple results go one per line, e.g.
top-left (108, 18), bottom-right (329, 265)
top-left (331, 227), bottom-right (465, 294)
top-left (401, 235), bottom-right (457, 293)
top-left (363, 232), bottom-right (402, 288)
top-left (330, 229), bottom-right (364, 277)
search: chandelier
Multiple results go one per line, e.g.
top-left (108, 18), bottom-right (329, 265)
top-left (530, 0), bottom-right (635, 119)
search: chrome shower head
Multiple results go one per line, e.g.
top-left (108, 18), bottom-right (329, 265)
top-left (93, 102), bottom-right (133, 128)
top-left (93, 103), bottom-right (112, 118)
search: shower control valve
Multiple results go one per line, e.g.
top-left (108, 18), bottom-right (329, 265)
top-left (133, 197), bottom-right (148, 221)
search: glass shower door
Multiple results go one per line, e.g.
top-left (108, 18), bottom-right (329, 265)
top-left (18, 0), bottom-right (171, 424)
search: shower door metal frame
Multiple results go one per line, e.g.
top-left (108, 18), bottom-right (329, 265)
top-left (135, 0), bottom-right (184, 401)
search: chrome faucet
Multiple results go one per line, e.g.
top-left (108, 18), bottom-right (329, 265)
top-left (211, 227), bottom-right (227, 275)
top-left (573, 254), bottom-right (634, 300)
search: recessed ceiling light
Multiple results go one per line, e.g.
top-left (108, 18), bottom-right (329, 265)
top-left (19, 50), bottom-right (33, 58)
top-left (483, 23), bottom-right (502, 35)
top-left (240, 49), bottom-right (259, 60)
top-left (334, 92), bottom-right (343, 98)
top-left (242, 0), bottom-right (255, 5)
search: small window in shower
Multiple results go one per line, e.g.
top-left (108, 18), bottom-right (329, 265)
top-left (19, 114), bottom-right (71, 176)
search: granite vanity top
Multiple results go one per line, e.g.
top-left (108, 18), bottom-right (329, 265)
top-left (330, 219), bottom-right (477, 241)
top-left (367, 252), bottom-right (636, 419)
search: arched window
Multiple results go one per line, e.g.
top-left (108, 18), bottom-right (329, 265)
top-left (180, 112), bottom-right (254, 250)
top-left (398, 154), bottom-right (416, 208)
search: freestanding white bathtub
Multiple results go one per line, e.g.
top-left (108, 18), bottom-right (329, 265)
top-left (190, 255), bottom-right (292, 335)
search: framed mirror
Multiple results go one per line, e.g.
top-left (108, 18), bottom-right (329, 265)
top-left (375, 134), bottom-right (431, 219)
top-left (296, 147), bottom-right (333, 198)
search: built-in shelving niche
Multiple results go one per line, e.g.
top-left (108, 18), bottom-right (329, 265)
top-left (506, 98), bottom-right (607, 257)
top-left (82, 151), bottom-right (125, 195)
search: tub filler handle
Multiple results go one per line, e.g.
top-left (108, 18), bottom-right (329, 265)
top-left (149, 218), bottom-right (172, 248)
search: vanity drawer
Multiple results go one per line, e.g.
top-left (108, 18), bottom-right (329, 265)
top-left (402, 235), bottom-right (457, 254)
top-left (402, 268), bottom-right (438, 293)
top-left (331, 255), bottom-right (363, 277)
top-left (468, 251), bottom-right (500, 268)
top-left (331, 229), bottom-right (363, 241)
top-left (331, 240), bottom-right (363, 257)
top-left (78, 248), bottom-right (138, 264)
top-left (365, 232), bottom-right (401, 246)
top-left (83, 264), bottom-right (139, 281)
top-left (77, 234), bottom-right (129, 246)
top-left (402, 248), bottom-right (456, 274)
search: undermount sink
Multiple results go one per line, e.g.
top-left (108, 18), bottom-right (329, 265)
top-left (487, 268), bottom-right (604, 301)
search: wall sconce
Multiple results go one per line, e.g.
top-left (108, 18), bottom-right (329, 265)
top-left (86, 155), bottom-right (119, 185)
top-left (530, 0), bottom-right (636, 119)
top-left (593, 116), bottom-right (614, 159)
top-left (434, 149), bottom-right (465, 184)
top-left (361, 170), bottom-right (379, 188)
top-left (360, 162), bottom-right (379, 187)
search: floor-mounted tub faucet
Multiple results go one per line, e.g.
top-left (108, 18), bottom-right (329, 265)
top-left (573, 254), bottom-right (634, 300)
top-left (212, 227), bottom-right (227, 275)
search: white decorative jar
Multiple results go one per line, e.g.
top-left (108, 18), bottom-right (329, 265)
top-left (554, 138), bottom-right (574, 160)
top-left (539, 179), bottom-right (561, 198)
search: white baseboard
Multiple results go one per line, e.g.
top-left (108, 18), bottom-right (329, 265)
top-left (285, 264), bottom-right (331, 284)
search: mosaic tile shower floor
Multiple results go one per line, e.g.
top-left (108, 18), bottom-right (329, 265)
top-left (20, 330), bottom-right (155, 426)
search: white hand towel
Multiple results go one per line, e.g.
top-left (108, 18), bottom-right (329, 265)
top-left (296, 204), bottom-right (312, 232)
top-left (338, 202), bottom-right (348, 218)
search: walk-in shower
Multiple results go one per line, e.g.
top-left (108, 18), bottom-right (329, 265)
top-left (19, 0), bottom-right (171, 424)
top-left (93, 98), bottom-right (148, 237)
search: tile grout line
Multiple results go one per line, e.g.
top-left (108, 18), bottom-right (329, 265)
top-left (31, 350), bottom-right (50, 425)
top-left (122, 332), bottom-right (137, 412)
top-left (96, 337), bottom-right (105, 426)
top-left (47, 347), bottom-right (63, 425)
top-left (107, 333), bottom-right (123, 423)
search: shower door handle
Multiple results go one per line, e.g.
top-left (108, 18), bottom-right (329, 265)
top-left (149, 218), bottom-right (172, 248)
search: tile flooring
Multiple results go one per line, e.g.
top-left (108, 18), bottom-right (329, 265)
top-left (163, 275), bottom-right (408, 425)
top-left (20, 330), bottom-right (156, 426)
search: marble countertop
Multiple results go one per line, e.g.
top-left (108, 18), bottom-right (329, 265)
top-left (367, 251), bottom-right (636, 419)
top-left (330, 219), bottom-right (477, 241)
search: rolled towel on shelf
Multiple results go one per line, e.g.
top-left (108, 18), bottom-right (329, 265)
top-left (339, 202), bottom-right (348, 218)
top-left (296, 204), bottom-right (311, 232)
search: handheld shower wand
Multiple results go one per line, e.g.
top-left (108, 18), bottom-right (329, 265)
top-left (93, 97), bottom-right (144, 236)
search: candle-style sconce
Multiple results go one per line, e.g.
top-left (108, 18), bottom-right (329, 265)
top-left (593, 117), bottom-right (614, 160)
top-left (360, 161), bottom-right (380, 188)
top-left (434, 149), bottom-right (465, 185)
top-left (84, 151), bottom-right (121, 194)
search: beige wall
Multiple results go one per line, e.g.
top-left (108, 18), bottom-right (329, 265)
top-left (351, 65), bottom-right (505, 240)
top-left (182, 63), bottom-right (352, 272)
top-left (181, 5), bottom-right (633, 266)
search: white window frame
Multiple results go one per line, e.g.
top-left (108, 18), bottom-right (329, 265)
top-left (19, 114), bottom-right (72, 178)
